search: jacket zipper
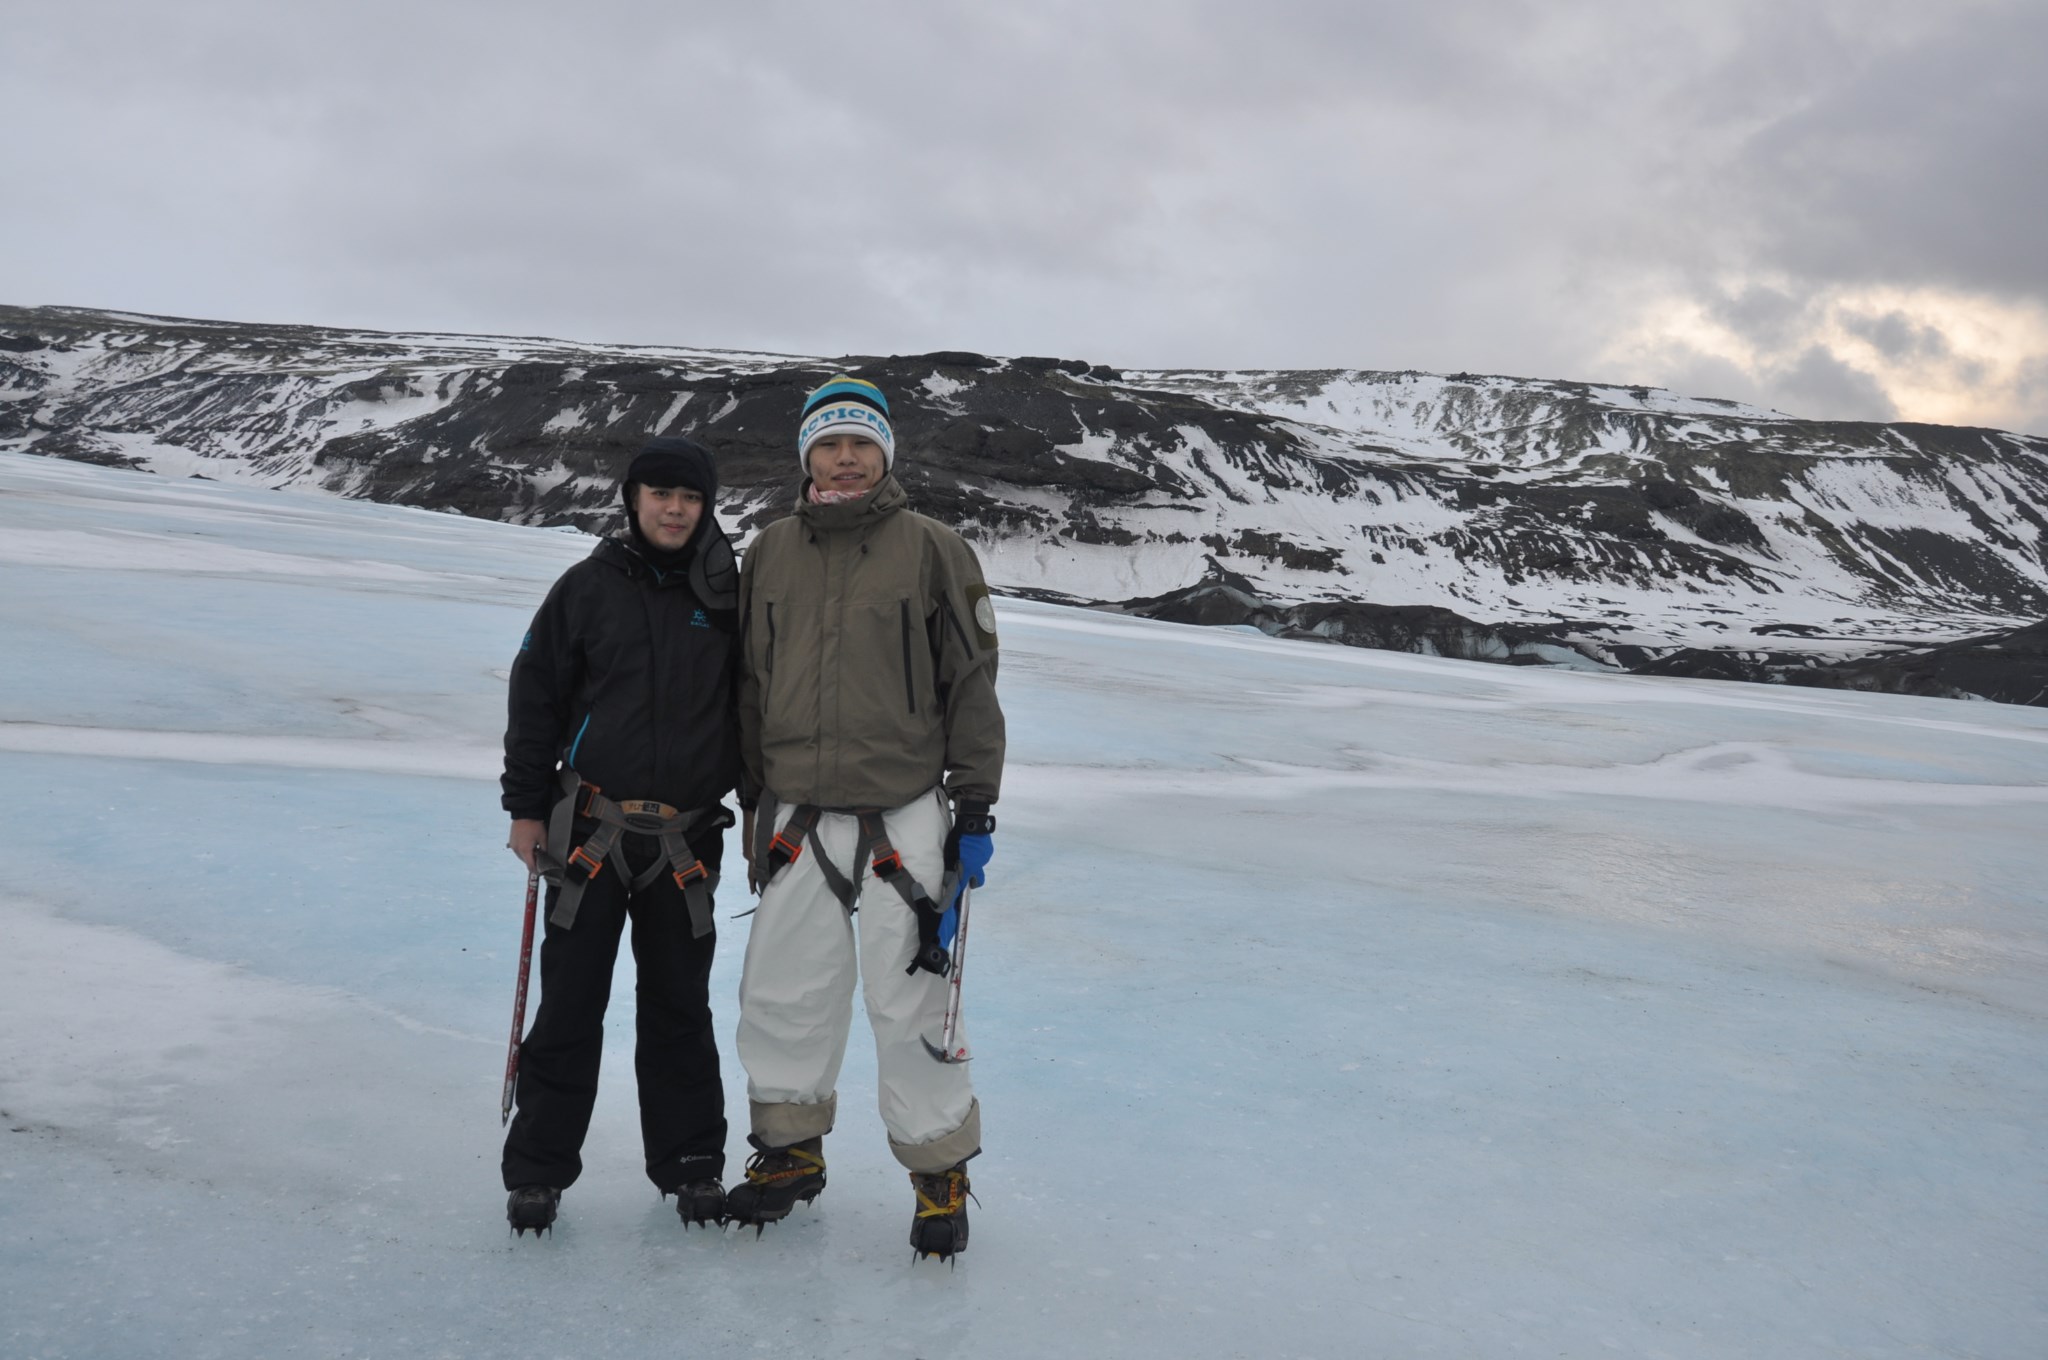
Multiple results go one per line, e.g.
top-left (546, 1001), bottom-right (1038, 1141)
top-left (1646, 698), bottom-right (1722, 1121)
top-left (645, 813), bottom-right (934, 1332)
top-left (899, 598), bottom-right (917, 715)
top-left (565, 712), bottom-right (591, 769)
top-left (765, 601), bottom-right (777, 673)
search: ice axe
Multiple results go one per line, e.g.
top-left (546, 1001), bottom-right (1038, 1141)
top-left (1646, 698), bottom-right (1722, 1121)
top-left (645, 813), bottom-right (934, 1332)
top-left (501, 866), bottom-right (540, 1124)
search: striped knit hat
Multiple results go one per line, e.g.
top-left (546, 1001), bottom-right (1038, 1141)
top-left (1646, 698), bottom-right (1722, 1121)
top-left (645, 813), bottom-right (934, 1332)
top-left (798, 375), bottom-right (894, 471)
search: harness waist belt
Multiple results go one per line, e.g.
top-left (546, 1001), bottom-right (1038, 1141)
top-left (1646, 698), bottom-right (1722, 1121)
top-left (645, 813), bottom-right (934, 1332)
top-left (541, 769), bottom-right (731, 937)
top-left (751, 793), bottom-right (957, 977)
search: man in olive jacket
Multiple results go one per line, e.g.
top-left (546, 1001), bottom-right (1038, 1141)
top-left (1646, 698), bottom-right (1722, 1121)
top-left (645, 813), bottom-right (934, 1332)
top-left (729, 375), bottom-right (1003, 1259)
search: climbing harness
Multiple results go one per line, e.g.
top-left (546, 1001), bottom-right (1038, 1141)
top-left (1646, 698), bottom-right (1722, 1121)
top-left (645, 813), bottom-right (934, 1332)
top-left (750, 793), bottom-right (957, 976)
top-left (540, 768), bottom-right (731, 936)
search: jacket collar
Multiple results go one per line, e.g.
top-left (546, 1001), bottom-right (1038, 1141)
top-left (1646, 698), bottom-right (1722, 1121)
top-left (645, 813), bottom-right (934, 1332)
top-left (591, 528), bottom-right (738, 609)
top-left (792, 474), bottom-right (908, 533)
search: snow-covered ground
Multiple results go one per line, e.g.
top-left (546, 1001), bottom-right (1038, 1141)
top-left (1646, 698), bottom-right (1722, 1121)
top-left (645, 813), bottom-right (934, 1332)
top-left (2, 451), bottom-right (2044, 1359)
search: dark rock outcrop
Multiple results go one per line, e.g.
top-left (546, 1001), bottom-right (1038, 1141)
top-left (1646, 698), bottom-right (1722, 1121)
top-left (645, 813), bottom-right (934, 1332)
top-left (1789, 618), bottom-right (2048, 705)
top-left (1118, 579), bottom-right (1602, 668)
top-left (1624, 619), bottom-right (2048, 705)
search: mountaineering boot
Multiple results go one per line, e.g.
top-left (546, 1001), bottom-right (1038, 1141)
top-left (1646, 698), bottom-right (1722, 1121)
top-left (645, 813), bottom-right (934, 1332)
top-left (670, 1177), bottom-right (727, 1229)
top-left (908, 1162), bottom-right (973, 1262)
top-left (506, 1185), bottom-right (560, 1237)
top-left (723, 1135), bottom-right (825, 1233)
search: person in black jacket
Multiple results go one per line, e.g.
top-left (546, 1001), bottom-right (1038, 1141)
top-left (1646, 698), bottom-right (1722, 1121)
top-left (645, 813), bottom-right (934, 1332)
top-left (498, 436), bottom-right (742, 1235)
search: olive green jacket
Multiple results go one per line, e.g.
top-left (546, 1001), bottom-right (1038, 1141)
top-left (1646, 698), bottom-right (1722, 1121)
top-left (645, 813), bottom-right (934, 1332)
top-left (737, 476), bottom-right (1005, 811)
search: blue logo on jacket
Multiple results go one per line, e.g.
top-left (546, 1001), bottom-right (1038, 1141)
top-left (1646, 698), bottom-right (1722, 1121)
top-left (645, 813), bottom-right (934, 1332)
top-left (691, 609), bottom-right (709, 629)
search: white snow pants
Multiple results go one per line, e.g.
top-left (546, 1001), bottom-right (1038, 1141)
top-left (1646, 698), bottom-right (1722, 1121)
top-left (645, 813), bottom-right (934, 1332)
top-left (736, 789), bottom-right (981, 1173)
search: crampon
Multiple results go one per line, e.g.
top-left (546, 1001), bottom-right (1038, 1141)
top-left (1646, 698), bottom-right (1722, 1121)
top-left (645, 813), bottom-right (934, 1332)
top-left (506, 1185), bottom-right (560, 1237)
top-left (908, 1163), bottom-right (974, 1264)
top-left (724, 1136), bottom-right (825, 1235)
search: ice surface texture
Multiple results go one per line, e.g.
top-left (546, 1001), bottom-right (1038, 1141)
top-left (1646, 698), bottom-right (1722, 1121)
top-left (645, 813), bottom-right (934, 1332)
top-left (1, 452), bottom-right (2044, 1358)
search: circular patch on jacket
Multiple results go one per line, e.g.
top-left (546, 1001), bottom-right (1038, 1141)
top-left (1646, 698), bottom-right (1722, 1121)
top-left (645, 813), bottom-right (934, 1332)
top-left (974, 594), bottom-right (998, 637)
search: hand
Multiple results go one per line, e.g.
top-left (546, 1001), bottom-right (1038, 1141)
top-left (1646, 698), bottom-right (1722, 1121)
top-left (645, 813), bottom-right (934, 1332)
top-left (935, 834), bottom-right (989, 948)
top-left (944, 805), bottom-right (996, 902)
top-left (951, 831), bottom-right (993, 892)
top-left (508, 818), bottom-right (547, 873)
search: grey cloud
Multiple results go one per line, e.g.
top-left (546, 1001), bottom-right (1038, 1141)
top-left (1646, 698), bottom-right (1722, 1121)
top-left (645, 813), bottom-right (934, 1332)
top-left (1840, 310), bottom-right (1954, 364)
top-left (1726, 2), bottom-right (2048, 300)
top-left (1709, 285), bottom-right (1819, 353)
top-left (2010, 356), bottom-right (2048, 436)
top-left (2, 1), bottom-right (2041, 431)
top-left (1771, 346), bottom-right (1899, 423)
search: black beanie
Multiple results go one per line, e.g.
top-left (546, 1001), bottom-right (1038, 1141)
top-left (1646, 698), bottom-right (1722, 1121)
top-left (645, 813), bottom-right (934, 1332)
top-left (623, 436), bottom-right (718, 503)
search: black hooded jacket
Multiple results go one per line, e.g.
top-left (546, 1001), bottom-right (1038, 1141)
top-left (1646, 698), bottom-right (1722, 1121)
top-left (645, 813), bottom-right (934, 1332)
top-left (500, 445), bottom-right (742, 820)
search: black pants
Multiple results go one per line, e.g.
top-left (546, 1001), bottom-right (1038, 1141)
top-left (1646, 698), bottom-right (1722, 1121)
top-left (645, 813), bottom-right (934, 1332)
top-left (501, 826), bottom-right (726, 1193)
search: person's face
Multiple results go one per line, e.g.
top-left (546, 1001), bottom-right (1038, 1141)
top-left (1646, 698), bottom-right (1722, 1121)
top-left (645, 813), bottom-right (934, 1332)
top-left (633, 483), bottom-right (704, 551)
top-left (807, 434), bottom-right (886, 495)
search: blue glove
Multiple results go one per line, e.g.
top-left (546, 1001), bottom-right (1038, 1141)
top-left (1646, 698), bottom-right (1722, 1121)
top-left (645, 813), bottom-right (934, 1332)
top-left (953, 832), bottom-right (994, 892)
top-left (940, 807), bottom-right (996, 947)
top-left (938, 831), bottom-right (992, 948)
top-left (944, 807), bottom-right (996, 894)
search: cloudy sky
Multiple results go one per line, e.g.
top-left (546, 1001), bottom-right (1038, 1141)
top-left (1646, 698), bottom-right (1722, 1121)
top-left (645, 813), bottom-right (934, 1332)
top-left (7, 0), bottom-right (2044, 433)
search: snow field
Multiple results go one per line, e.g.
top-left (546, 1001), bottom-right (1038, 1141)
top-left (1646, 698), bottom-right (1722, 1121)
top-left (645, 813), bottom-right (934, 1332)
top-left (1, 451), bottom-right (2044, 1359)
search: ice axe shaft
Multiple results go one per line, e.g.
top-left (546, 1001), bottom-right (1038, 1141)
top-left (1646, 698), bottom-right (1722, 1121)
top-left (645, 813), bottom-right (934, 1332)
top-left (921, 883), bottom-right (972, 1064)
top-left (501, 866), bottom-right (540, 1124)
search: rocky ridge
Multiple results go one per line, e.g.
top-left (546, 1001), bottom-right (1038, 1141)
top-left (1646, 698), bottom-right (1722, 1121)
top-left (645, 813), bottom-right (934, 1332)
top-left (4, 303), bottom-right (2045, 704)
